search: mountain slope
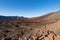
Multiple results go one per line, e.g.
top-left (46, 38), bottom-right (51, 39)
top-left (0, 11), bottom-right (60, 40)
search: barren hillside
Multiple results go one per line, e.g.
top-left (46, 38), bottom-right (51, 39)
top-left (0, 11), bottom-right (60, 40)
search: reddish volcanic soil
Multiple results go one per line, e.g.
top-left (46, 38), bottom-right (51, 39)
top-left (0, 11), bottom-right (60, 40)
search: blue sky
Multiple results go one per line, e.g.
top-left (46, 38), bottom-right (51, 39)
top-left (0, 0), bottom-right (60, 17)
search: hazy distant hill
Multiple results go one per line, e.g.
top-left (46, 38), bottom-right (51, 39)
top-left (0, 16), bottom-right (28, 21)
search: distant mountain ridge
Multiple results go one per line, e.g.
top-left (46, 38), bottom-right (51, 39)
top-left (0, 15), bottom-right (28, 20)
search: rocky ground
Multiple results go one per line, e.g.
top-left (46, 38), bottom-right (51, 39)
top-left (0, 11), bottom-right (60, 40)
